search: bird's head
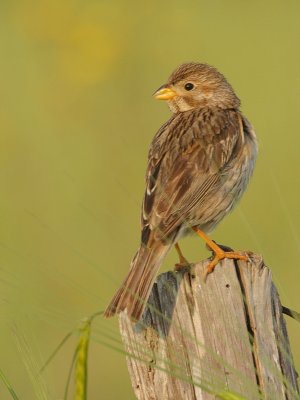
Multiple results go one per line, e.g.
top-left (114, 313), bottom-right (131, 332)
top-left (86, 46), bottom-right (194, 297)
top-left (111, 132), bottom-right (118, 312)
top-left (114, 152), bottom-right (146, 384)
top-left (154, 62), bottom-right (240, 113)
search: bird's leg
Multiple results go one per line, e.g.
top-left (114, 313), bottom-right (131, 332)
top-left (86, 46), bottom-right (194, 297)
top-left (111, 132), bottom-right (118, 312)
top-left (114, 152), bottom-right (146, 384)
top-left (174, 243), bottom-right (190, 271)
top-left (192, 227), bottom-right (247, 280)
top-left (205, 240), bottom-right (233, 252)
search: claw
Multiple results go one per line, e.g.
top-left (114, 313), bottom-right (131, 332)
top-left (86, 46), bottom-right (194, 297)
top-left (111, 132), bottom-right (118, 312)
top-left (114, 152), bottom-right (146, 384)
top-left (174, 261), bottom-right (191, 272)
top-left (192, 226), bottom-right (248, 281)
top-left (203, 250), bottom-right (247, 281)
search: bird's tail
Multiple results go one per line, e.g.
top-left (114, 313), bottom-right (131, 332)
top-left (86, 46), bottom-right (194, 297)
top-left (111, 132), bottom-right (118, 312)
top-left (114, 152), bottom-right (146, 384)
top-left (104, 242), bottom-right (170, 321)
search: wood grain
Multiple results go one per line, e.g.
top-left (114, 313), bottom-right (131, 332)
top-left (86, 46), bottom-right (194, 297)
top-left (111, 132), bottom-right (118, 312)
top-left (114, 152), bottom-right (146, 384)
top-left (119, 254), bottom-right (299, 399)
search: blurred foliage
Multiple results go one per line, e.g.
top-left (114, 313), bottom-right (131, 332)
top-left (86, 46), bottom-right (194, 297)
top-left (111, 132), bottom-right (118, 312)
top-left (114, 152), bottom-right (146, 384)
top-left (0, 0), bottom-right (299, 398)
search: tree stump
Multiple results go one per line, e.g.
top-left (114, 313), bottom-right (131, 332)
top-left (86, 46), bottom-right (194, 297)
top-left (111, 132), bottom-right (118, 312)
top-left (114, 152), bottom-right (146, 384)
top-left (118, 254), bottom-right (299, 399)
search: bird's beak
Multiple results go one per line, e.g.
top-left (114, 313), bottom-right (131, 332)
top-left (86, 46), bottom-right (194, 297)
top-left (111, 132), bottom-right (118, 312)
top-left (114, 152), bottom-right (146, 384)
top-left (153, 85), bottom-right (178, 101)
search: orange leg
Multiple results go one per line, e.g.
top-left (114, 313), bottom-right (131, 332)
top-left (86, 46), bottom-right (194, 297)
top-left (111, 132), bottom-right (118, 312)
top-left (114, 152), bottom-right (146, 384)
top-left (192, 227), bottom-right (248, 280)
top-left (174, 243), bottom-right (190, 271)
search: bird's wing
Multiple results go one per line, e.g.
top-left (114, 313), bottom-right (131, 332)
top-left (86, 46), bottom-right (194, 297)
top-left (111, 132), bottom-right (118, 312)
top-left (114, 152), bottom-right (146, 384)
top-left (141, 107), bottom-right (244, 244)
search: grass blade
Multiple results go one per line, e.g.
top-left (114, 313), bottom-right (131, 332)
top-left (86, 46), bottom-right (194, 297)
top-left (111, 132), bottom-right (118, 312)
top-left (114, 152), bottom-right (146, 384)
top-left (217, 391), bottom-right (246, 400)
top-left (40, 330), bottom-right (73, 374)
top-left (0, 368), bottom-right (20, 400)
top-left (74, 319), bottom-right (91, 400)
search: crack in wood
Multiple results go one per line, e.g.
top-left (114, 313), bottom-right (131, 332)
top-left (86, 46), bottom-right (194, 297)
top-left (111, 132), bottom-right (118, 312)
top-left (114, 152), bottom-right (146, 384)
top-left (233, 259), bottom-right (263, 397)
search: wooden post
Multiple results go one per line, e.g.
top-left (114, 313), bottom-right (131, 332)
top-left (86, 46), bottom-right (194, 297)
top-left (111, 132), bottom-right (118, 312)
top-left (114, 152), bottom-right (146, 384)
top-left (119, 254), bottom-right (299, 399)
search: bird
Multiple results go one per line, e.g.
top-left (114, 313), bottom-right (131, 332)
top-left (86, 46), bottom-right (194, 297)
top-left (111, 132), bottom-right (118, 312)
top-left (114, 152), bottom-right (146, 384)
top-left (104, 62), bottom-right (258, 321)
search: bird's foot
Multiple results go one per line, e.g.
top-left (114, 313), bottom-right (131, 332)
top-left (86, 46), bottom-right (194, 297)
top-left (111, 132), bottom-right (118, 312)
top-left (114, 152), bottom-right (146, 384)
top-left (174, 262), bottom-right (195, 280)
top-left (204, 249), bottom-right (248, 281)
top-left (174, 242), bottom-right (191, 272)
top-left (174, 260), bottom-right (191, 272)
top-left (192, 227), bottom-right (248, 281)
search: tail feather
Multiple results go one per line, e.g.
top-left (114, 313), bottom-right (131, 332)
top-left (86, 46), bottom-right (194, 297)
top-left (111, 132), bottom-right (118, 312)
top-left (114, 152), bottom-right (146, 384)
top-left (104, 242), bottom-right (170, 321)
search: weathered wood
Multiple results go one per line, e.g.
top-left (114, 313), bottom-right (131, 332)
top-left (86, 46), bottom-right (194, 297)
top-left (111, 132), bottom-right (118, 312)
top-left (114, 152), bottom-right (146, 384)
top-left (119, 254), bottom-right (299, 399)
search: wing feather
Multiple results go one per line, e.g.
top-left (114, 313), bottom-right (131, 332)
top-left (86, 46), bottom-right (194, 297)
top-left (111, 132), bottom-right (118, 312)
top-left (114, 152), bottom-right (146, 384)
top-left (141, 107), bottom-right (243, 243)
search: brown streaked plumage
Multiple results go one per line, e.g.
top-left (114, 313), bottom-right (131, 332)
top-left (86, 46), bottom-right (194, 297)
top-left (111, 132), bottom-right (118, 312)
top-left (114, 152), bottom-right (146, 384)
top-left (104, 62), bottom-right (257, 321)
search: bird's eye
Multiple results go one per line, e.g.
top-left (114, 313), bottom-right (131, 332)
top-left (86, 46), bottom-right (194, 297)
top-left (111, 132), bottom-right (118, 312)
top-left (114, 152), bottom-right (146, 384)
top-left (184, 83), bottom-right (194, 91)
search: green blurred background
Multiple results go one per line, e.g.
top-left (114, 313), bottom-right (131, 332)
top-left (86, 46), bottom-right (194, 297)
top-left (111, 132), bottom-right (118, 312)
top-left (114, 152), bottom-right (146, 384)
top-left (0, 0), bottom-right (300, 398)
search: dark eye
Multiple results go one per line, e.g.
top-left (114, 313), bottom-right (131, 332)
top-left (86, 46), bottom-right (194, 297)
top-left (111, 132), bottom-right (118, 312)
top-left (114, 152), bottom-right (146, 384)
top-left (184, 82), bottom-right (194, 91)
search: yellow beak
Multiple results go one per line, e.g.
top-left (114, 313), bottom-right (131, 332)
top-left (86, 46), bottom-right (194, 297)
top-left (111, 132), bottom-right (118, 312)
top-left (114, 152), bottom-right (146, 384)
top-left (153, 86), bottom-right (178, 100)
